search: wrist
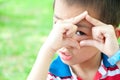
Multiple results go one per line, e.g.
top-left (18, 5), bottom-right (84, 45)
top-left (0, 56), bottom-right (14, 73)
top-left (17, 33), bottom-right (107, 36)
top-left (108, 50), bottom-right (120, 65)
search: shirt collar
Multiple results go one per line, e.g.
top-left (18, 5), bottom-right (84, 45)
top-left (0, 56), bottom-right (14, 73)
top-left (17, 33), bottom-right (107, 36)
top-left (49, 53), bottom-right (116, 77)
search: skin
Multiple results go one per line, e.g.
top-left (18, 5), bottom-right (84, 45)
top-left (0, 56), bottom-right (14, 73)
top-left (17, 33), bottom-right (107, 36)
top-left (27, 0), bottom-right (120, 80)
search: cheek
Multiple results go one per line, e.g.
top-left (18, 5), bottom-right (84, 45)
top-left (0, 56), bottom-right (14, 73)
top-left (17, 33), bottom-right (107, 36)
top-left (73, 46), bottom-right (99, 60)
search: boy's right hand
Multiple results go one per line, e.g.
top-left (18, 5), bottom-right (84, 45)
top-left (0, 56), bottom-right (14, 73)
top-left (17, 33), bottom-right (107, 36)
top-left (44, 11), bottom-right (88, 52)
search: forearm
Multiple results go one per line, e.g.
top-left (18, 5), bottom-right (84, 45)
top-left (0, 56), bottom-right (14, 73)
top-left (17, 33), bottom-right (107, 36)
top-left (27, 44), bottom-right (56, 80)
top-left (107, 49), bottom-right (120, 69)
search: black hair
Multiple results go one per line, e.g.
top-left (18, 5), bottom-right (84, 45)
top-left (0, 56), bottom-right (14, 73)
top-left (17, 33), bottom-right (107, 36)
top-left (54, 0), bottom-right (120, 27)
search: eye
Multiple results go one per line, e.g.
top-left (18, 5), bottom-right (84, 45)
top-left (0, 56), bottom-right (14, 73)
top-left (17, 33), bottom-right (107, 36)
top-left (76, 31), bottom-right (86, 36)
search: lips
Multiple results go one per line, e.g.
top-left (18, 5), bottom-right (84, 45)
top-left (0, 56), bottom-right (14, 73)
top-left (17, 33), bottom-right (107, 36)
top-left (59, 51), bottom-right (72, 61)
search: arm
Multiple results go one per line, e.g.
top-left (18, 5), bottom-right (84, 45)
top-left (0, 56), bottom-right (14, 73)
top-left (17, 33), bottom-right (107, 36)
top-left (80, 14), bottom-right (120, 68)
top-left (27, 24), bottom-right (78, 80)
top-left (27, 11), bottom-right (88, 80)
top-left (27, 44), bottom-right (56, 80)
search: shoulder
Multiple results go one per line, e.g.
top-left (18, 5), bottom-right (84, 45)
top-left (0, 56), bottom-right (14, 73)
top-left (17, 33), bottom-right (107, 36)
top-left (99, 54), bottom-right (120, 79)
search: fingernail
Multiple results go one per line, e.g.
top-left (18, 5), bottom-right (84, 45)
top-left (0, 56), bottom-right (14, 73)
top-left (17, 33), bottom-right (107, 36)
top-left (83, 11), bottom-right (88, 14)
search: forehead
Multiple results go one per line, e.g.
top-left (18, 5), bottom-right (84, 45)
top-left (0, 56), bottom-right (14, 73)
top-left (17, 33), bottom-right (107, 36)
top-left (54, 0), bottom-right (98, 20)
top-left (54, 0), bottom-right (83, 19)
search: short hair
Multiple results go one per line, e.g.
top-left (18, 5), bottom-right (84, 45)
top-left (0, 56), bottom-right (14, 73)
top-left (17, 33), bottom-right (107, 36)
top-left (54, 0), bottom-right (120, 27)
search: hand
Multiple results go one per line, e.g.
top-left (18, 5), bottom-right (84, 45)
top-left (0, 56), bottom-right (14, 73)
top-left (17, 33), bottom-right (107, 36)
top-left (80, 14), bottom-right (119, 57)
top-left (44, 11), bottom-right (88, 51)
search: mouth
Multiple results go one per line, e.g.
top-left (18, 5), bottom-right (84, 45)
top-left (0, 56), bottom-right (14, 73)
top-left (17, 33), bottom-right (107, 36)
top-left (59, 51), bottom-right (72, 61)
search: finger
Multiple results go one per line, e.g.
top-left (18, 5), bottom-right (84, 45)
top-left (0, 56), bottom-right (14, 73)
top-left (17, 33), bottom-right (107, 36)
top-left (65, 11), bottom-right (88, 24)
top-left (92, 27), bottom-right (105, 41)
top-left (66, 24), bottom-right (77, 37)
top-left (63, 38), bottom-right (80, 49)
top-left (85, 14), bottom-right (106, 26)
top-left (80, 39), bottom-right (104, 50)
top-left (56, 22), bottom-right (77, 37)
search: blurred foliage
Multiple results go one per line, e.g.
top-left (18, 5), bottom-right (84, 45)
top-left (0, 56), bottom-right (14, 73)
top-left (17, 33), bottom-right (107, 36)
top-left (0, 0), bottom-right (53, 80)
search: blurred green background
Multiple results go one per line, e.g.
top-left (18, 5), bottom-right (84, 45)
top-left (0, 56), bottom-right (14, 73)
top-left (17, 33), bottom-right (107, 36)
top-left (0, 0), bottom-right (53, 80)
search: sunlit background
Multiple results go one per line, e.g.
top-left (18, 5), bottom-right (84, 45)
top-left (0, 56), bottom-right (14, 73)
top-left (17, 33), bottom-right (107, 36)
top-left (0, 0), bottom-right (53, 80)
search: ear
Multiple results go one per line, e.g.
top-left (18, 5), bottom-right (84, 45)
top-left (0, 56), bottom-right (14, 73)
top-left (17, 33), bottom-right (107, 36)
top-left (115, 28), bottom-right (120, 39)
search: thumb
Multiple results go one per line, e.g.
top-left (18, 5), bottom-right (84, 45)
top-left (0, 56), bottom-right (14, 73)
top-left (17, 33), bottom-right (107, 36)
top-left (80, 40), bottom-right (103, 50)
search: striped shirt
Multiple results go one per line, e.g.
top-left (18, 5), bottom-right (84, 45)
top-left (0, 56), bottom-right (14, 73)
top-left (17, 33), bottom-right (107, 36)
top-left (47, 54), bottom-right (120, 80)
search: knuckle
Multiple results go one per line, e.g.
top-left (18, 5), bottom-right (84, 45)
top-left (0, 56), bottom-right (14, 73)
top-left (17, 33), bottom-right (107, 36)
top-left (107, 25), bottom-right (115, 32)
top-left (108, 24), bottom-right (114, 29)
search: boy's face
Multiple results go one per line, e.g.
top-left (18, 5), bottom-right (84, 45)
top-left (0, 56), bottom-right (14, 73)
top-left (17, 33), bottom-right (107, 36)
top-left (54, 0), bottom-right (100, 65)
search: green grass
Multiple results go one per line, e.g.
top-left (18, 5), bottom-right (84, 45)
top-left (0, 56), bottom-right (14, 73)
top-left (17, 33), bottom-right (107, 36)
top-left (0, 0), bottom-right (53, 80)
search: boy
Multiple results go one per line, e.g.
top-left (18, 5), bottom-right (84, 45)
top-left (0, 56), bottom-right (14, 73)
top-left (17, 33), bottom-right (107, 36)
top-left (27, 0), bottom-right (120, 80)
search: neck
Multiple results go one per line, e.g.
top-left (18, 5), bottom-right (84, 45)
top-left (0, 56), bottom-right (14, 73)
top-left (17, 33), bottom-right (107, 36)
top-left (70, 51), bottom-right (101, 79)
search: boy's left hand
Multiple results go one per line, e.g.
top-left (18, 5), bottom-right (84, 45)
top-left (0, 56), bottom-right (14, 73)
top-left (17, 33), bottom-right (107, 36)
top-left (80, 14), bottom-right (119, 57)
